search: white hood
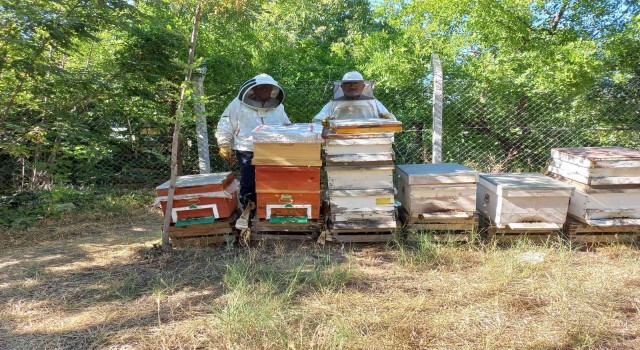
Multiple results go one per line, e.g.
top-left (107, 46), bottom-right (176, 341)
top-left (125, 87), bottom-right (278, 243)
top-left (238, 74), bottom-right (285, 109)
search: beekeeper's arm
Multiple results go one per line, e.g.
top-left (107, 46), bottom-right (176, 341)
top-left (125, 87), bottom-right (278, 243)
top-left (376, 100), bottom-right (397, 120)
top-left (215, 102), bottom-right (237, 162)
top-left (279, 105), bottom-right (291, 124)
top-left (312, 102), bottom-right (332, 125)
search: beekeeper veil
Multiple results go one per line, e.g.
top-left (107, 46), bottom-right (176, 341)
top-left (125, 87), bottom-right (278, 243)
top-left (330, 71), bottom-right (378, 119)
top-left (238, 74), bottom-right (285, 109)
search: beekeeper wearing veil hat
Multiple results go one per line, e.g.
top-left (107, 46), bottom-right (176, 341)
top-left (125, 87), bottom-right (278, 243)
top-left (312, 71), bottom-right (396, 126)
top-left (215, 73), bottom-right (290, 210)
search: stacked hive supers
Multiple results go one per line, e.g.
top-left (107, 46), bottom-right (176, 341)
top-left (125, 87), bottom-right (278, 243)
top-left (252, 124), bottom-right (323, 227)
top-left (155, 172), bottom-right (239, 246)
top-left (548, 147), bottom-right (640, 243)
top-left (324, 119), bottom-right (403, 242)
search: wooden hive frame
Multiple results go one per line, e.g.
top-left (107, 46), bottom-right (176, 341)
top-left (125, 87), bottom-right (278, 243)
top-left (563, 216), bottom-right (639, 245)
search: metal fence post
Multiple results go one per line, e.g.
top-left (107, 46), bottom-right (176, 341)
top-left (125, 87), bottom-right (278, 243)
top-left (431, 54), bottom-right (443, 164)
top-left (193, 66), bottom-right (211, 173)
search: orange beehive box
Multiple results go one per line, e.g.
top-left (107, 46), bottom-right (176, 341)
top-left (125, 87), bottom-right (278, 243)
top-left (256, 192), bottom-right (321, 219)
top-left (255, 166), bottom-right (321, 192)
top-left (156, 172), bottom-right (239, 223)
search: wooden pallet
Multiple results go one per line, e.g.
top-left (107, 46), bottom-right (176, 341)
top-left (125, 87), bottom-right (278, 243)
top-left (250, 218), bottom-right (323, 241)
top-left (479, 214), bottom-right (562, 244)
top-left (399, 208), bottom-right (479, 243)
top-left (327, 221), bottom-right (397, 243)
top-left (563, 216), bottom-right (639, 245)
top-left (168, 210), bottom-right (239, 247)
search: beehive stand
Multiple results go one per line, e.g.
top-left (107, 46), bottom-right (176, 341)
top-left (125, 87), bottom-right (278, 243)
top-left (168, 209), bottom-right (240, 247)
top-left (400, 208), bottom-right (480, 243)
top-left (563, 216), bottom-right (639, 245)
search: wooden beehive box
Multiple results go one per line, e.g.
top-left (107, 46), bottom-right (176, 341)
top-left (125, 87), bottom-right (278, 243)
top-left (255, 166), bottom-right (321, 220)
top-left (156, 172), bottom-right (238, 224)
top-left (326, 165), bottom-right (394, 190)
top-left (396, 163), bottom-right (478, 219)
top-left (328, 119), bottom-right (403, 134)
top-left (324, 135), bottom-right (395, 166)
top-left (567, 187), bottom-right (640, 226)
top-left (477, 173), bottom-right (573, 229)
top-left (328, 188), bottom-right (396, 224)
top-left (252, 124), bottom-right (322, 166)
top-left (548, 147), bottom-right (640, 187)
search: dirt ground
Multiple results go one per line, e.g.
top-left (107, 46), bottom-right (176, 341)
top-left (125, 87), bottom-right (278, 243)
top-left (1, 208), bottom-right (639, 349)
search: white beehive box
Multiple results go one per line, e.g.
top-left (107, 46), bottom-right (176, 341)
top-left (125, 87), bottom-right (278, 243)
top-left (324, 136), bottom-right (394, 166)
top-left (549, 147), bottom-right (640, 186)
top-left (328, 188), bottom-right (396, 225)
top-left (477, 173), bottom-right (573, 229)
top-left (567, 187), bottom-right (640, 226)
top-left (396, 163), bottom-right (478, 218)
top-left (326, 165), bottom-right (394, 190)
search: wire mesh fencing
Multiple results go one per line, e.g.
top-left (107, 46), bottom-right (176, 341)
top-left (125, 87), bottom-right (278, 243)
top-left (1, 77), bottom-right (638, 194)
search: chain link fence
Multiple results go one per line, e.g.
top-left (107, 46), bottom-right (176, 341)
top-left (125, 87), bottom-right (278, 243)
top-left (1, 78), bottom-right (639, 193)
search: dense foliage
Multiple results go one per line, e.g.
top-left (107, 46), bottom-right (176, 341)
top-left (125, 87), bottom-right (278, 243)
top-left (1, 0), bottom-right (639, 195)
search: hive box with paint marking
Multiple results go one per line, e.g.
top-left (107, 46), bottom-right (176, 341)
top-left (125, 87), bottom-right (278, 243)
top-left (252, 124), bottom-right (323, 166)
top-left (255, 166), bottom-right (321, 220)
top-left (476, 173), bottom-right (572, 230)
top-left (396, 163), bottom-right (478, 219)
top-left (328, 188), bottom-right (396, 228)
top-left (156, 172), bottom-right (238, 225)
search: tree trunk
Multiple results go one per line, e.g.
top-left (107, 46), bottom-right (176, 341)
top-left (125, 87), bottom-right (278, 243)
top-left (161, 1), bottom-right (205, 251)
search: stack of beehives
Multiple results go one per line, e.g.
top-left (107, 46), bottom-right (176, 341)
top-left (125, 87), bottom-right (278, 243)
top-left (251, 124), bottom-right (323, 229)
top-left (155, 172), bottom-right (239, 246)
top-left (323, 119), bottom-right (403, 242)
top-left (548, 147), bottom-right (640, 240)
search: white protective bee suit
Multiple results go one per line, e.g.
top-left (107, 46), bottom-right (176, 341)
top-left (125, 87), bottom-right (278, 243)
top-left (312, 71), bottom-right (396, 123)
top-left (215, 74), bottom-right (290, 152)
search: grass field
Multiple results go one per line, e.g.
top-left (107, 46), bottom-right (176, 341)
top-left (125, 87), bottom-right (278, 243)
top-left (1, 206), bottom-right (639, 349)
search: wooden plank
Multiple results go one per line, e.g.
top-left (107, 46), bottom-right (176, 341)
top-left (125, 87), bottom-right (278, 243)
top-left (407, 223), bottom-right (477, 231)
top-left (506, 223), bottom-right (561, 231)
top-left (330, 233), bottom-right (394, 243)
top-left (407, 232), bottom-right (473, 243)
top-left (487, 233), bottom-right (560, 244)
top-left (547, 173), bottom-right (640, 192)
top-left (418, 212), bottom-right (472, 219)
top-left (251, 218), bottom-right (323, 233)
top-left (171, 235), bottom-right (232, 247)
top-left (250, 233), bottom-right (318, 241)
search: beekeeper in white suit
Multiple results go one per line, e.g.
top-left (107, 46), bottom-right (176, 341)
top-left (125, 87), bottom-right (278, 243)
top-left (313, 71), bottom-right (396, 126)
top-left (215, 74), bottom-right (290, 209)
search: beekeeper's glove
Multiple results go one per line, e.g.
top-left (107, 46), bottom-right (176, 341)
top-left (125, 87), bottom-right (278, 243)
top-left (219, 146), bottom-right (235, 164)
top-left (321, 115), bottom-right (334, 127)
